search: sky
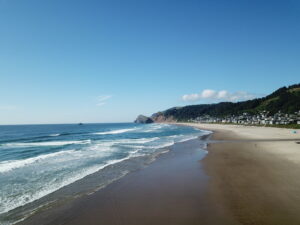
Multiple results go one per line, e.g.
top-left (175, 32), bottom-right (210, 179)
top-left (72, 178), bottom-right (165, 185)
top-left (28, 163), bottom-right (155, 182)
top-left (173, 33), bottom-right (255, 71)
top-left (0, 0), bottom-right (299, 124)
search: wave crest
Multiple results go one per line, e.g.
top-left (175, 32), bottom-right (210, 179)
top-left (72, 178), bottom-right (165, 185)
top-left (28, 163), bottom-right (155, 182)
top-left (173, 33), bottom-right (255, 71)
top-left (1, 140), bottom-right (91, 148)
top-left (93, 128), bottom-right (137, 135)
top-left (0, 150), bottom-right (76, 173)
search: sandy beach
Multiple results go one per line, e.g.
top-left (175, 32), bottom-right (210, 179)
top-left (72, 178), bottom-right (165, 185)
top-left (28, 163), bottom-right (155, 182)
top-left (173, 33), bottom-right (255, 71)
top-left (17, 123), bottom-right (300, 225)
top-left (179, 123), bottom-right (300, 225)
top-left (19, 138), bottom-right (236, 225)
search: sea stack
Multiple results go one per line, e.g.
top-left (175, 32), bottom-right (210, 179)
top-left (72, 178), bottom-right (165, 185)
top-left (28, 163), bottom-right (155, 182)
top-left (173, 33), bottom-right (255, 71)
top-left (134, 115), bottom-right (154, 124)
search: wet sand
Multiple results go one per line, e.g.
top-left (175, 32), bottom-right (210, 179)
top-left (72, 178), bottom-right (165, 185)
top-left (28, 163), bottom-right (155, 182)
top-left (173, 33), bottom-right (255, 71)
top-left (19, 138), bottom-right (235, 225)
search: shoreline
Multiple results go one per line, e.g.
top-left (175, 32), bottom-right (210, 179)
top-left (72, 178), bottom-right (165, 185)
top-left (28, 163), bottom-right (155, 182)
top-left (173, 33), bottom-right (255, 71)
top-left (1, 124), bottom-right (203, 225)
top-left (18, 136), bottom-right (235, 225)
top-left (16, 123), bottom-right (300, 225)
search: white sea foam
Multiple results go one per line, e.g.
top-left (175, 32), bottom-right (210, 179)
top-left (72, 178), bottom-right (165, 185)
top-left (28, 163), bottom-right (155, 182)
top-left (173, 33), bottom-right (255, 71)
top-left (0, 137), bottom-right (162, 175)
top-left (0, 156), bottom-right (135, 215)
top-left (177, 135), bottom-right (198, 143)
top-left (166, 134), bottom-right (199, 143)
top-left (0, 124), bottom-right (206, 219)
top-left (116, 137), bottom-right (159, 144)
top-left (152, 141), bottom-right (175, 149)
top-left (0, 150), bottom-right (77, 173)
top-left (49, 133), bottom-right (60, 137)
top-left (93, 128), bottom-right (137, 135)
top-left (0, 133), bottom-right (195, 214)
top-left (85, 137), bottom-right (160, 152)
top-left (2, 140), bottom-right (91, 148)
top-left (140, 124), bottom-right (171, 132)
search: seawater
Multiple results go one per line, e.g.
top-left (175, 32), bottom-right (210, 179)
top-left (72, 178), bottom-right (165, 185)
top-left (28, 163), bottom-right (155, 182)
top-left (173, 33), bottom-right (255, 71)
top-left (0, 123), bottom-right (208, 224)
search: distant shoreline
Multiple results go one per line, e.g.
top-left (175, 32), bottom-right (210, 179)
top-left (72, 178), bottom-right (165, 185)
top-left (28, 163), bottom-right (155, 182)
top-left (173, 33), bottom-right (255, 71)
top-left (181, 121), bottom-right (300, 129)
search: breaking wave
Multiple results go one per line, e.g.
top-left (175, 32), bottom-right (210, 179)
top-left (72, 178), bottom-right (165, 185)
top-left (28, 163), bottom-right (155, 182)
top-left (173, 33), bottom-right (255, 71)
top-left (1, 140), bottom-right (91, 148)
top-left (0, 123), bottom-right (206, 223)
top-left (93, 128), bottom-right (138, 135)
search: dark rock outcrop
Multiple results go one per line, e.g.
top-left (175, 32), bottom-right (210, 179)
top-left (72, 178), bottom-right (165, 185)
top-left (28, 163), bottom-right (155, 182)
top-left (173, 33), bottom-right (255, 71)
top-left (134, 115), bottom-right (154, 124)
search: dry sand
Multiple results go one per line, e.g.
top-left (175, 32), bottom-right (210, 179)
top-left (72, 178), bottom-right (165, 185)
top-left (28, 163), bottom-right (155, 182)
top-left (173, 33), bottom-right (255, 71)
top-left (179, 123), bottom-right (300, 225)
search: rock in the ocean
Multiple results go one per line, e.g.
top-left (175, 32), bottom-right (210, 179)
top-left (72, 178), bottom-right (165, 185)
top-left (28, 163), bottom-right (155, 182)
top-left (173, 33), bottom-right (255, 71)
top-left (134, 115), bottom-right (154, 124)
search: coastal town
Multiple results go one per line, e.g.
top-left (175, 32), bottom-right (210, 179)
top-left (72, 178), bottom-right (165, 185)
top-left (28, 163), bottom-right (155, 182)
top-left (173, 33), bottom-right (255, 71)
top-left (188, 110), bottom-right (300, 126)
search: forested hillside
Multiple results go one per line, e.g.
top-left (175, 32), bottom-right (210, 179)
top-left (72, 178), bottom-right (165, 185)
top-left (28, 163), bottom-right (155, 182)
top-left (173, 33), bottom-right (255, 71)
top-left (151, 84), bottom-right (300, 122)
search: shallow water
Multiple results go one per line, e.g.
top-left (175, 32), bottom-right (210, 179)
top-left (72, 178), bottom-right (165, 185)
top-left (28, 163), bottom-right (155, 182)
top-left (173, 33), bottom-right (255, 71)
top-left (0, 123), bottom-right (208, 224)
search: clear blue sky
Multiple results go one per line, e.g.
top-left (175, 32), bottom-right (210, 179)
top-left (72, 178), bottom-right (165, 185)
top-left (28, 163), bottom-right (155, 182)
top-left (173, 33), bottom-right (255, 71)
top-left (0, 0), bottom-right (299, 124)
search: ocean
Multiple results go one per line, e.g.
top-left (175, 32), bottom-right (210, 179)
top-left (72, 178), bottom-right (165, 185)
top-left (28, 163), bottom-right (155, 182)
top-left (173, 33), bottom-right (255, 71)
top-left (0, 123), bottom-right (208, 224)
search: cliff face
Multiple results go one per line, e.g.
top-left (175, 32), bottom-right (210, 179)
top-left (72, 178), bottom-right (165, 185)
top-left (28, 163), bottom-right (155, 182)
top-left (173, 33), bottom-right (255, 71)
top-left (134, 115), bottom-right (154, 124)
top-left (134, 113), bottom-right (176, 123)
top-left (151, 112), bottom-right (176, 123)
